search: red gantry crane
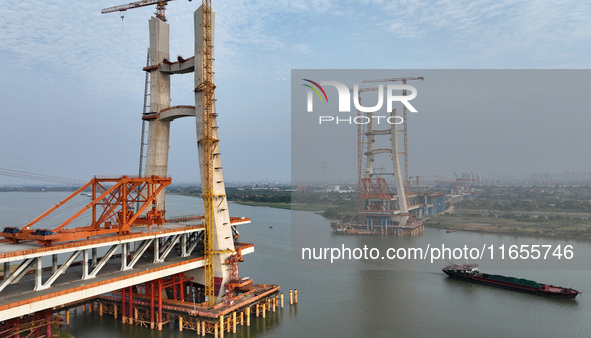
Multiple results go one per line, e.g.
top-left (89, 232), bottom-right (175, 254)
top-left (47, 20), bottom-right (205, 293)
top-left (1, 176), bottom-right (170, 246)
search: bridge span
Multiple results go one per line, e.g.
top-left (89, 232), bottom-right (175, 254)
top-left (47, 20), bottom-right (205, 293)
top-left (0, 217), bottom-right (252, 321)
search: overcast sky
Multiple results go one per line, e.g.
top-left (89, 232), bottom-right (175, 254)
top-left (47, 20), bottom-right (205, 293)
top-left (1, 1), bottom-right (590, 186)
top-left (292, 69), bottom-right (591, 183)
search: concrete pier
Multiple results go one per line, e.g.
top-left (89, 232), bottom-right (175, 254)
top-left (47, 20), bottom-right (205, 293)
top-left (144, 17), bottom-right (171, 211)
top-left (190, 5), bottom-right (235, 302)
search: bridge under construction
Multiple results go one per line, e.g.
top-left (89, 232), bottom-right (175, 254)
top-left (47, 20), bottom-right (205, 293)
top-left (0, 1), bottom-right (287, 337)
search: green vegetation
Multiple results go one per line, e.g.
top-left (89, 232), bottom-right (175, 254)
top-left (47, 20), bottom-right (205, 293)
top-left (28, 181), bottom-right (586, 240)
top-left (292, 190), bottom-right (357, 219)
top-left (169, 184), bottom-right (358, 219)
top-left (426, 185), bottom-right (591, 240)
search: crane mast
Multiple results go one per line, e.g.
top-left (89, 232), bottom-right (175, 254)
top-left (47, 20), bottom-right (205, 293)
top-left (197, 0), bottom-right (217, 307)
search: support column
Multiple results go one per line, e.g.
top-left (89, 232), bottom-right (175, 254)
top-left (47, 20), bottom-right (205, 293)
top-left (45, 310), bottom-right (52, 338)
top-left (128, 286), bottom-right (134, 324)
top-left (150, 281), bottom-right (155, 329)
top-left (246, 307), bottom-right (250, 326)
top-left (52, 254), bottom-right (58, 274)
top-left (82, 249), bottom-right (89, 279)
top-left (173, 275), bottom-right (178, 300)
top-left (121, 288), bottom-right (127, 324)
top-left (3, 262), bottom-right (9, 280)
top-left (158, 279), bottom-right (163, 331)
top-left (92, 248), bottom-right (97, 267)
top-left (144, 17), bottom-right (171, 211)
top-left (35, 257), bottom-right (42, 291)
top-left (390, 109), bottom-right (409, 226)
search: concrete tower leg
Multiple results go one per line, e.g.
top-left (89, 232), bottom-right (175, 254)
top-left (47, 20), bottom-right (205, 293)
top-left (144, 17), bottom-right (171, 211)
top-left (190, 5), bottom-right (235, 303)
top-left (364, 112), bottom-right (375, 178)
top-left (390, 109), bottom-right (409, 226)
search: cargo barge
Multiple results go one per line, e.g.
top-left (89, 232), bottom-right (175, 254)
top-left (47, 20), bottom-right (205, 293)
top-left (442, 263), bottom-right (580, 299)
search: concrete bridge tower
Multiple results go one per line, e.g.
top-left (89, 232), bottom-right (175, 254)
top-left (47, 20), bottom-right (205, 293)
top-left (142, 5), bottom-right (235, 302)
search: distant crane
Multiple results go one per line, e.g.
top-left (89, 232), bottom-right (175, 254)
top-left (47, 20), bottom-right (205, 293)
top-left (409, 175), bottom-right (442, 192)
top-left (101, 0), bottom-right (187, 21)
top-left (453, 172), bottom-right (476, 194)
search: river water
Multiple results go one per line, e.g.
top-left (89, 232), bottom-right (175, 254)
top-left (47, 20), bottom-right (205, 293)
top-left (1, 192), bottom-right (590, 337)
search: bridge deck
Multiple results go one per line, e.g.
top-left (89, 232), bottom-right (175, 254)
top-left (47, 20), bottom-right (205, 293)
top-left (0, 219), bottom-right (252, 320)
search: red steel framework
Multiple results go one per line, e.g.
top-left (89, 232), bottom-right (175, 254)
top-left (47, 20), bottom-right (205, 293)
top-left (455, 178), bottom-right (476, 194)
top-left (1, 176), bottom-right (171, 246)
top-left (0, 309), bottom-right (53, 338)
top-left (360, 177), bottom-right (393, 199)
top-left (119, 273), bottom-right (192, 330)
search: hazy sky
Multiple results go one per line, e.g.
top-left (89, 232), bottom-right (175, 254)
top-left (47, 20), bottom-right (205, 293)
top-left (292, 70), bottom-right (591, 183)
top-left (1, 1), bottom-right (590, 185)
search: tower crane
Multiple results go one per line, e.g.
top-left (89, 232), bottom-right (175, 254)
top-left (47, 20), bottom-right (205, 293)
top-left (408, 175), bottom-right (442, 192)
top-left (102, 0), bottom-right (183, 21)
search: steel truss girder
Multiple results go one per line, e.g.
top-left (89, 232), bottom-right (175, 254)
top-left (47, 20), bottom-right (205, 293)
top-left (0, 231), bottom-right (203, 295)
top-left (156, 234), bottom-right (180, 263)
top-left (0, 258), bottom-right (35, 293)
top-left (35, 250), bottom-right (82, 291)
top-left (124, 239), bottom-right (154, 270)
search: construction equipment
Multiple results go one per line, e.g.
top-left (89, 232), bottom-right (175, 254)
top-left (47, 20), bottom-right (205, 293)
top-left (1, 176), bottom-right (170, 246)
top-left (362, 77), bottom-right (424, 193)
top-left (103, 0), bottom-right (225, 307)
top-left (409, 175), bottom-right (442, 192)
top-left (455, 178), bottom-right (476, 194)
top-left (195, 0), bottom-right (218, 307)
top-left (138, 49), bottom-right (150, 178)
top-left (102, 0), bottom-right (179, 21)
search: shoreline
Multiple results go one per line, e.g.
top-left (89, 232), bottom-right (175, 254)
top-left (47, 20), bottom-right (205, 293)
top-left (424, 217), bottom-right (591, 241)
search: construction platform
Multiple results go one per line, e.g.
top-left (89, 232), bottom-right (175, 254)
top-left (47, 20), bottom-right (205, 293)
top-left (7, 282), bottom-right (297, 338)
top-left (331, 221), bottom-right (424, 236)
top-left (95, 283), bottom-right (282, 335)
top-left (0, 217), bottom-right (252, 321)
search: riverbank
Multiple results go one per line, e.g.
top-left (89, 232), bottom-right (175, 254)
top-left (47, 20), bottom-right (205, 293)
top-left (424, 212), bottom-right (591, 240)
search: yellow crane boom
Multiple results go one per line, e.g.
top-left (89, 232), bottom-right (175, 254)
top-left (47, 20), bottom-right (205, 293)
top-left (101, 0), bottom-right (176, 21)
